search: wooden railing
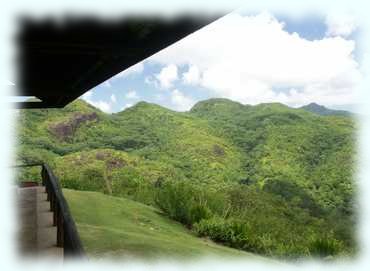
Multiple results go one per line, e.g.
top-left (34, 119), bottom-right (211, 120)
top-left (15, 163), bottom-right (85, 258)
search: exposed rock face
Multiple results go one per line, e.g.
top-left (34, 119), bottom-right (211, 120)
top-left (106, 159), bottom-right (126, 170)
top-left (95, 150), bottom-right (127, 169)
top-left (213, 144), bottom-right (225, 156)
top-left (49, 112), bottom-right (98, 141)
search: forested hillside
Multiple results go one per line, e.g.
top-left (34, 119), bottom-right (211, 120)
top-left (299, 102), bottom-right (352, 117)
top-left (16, 98), bottom-right (357, 259)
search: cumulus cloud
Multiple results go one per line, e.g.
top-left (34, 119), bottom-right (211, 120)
top-left (125, 90), bottom-right (139, 100)
top-left (148, 12), bottom-right (361, 108)
top-left (325, 13), bottom-right (357, 37)
top-left (170, 89), bottom-right (196, 111)
top-left (182, 65), bottom-right (201, 85)
top-left (114, 62), bottom-right (144, 78)
top-left (81, 91), bottom-right (113, 113)
top-left (87, 100), bottom-right (112, 113)
top-left (121, 103), bottom-right (134, 111)
top-left (81, 90), bottom-right (93, 100)
top-left (155, 64), bottom-right (178, 89)
top-left (110, 94), bottom-right (117, 103)
top-left (103, 80), bottom-right (112, 88)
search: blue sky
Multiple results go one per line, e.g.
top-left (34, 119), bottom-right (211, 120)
top-left (81, 11), bottom-right (361, 113)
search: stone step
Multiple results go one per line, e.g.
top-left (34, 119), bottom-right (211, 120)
top-left (36, 186), bottom-right (46, 193)
top-left (37, 201), bottom-right (51, 213)
top-left (40, 246), bottom-right (64, 261)
top-left (37, 192), bottom-right (48, 202)
top-left (18, 228), bottom-right (36, 251)
top-left (17, 185), bottom-right (63, 259)
top-left (37, 212), bottom-right (54, 227)
top-left (37, 227), bottom-right (57, 249)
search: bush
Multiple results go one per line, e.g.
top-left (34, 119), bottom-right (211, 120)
top-left (308, 235), bottom-right (344, 257)
top-left (14, 165), bottom-right (42, 184)
top-left (189, 203), bottom-right (213, 224)
top-left (111, 168), bottom-right (142, 197)
top-left (194, 217), bottom-right (230, 242)
top-left (80, 166), bottom-right (106, 191)
top-left (155, 181), bottom-right (213, 226)
top-left (155, 181), bottom-right (192, 225)
top-left (194, 217), bottom-right (254, 250)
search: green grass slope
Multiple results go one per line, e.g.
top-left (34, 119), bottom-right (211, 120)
top-left (63, 189), bottom-right (253, 259)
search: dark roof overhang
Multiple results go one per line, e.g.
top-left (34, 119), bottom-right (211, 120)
top-left (16, 15), bottom-right (222, 109)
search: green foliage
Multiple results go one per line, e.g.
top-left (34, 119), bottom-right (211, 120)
top-left (300, 102), bottom-right (352, 117)
top-left (194, 217), bottom-right (253, 251)
top-left (308, 235), bottom-right (344, 257)
top-left (155, 181), bottom-right (213, 226)
top-left (16, 98), bottom-right (356, 259)
top-left (262, 178), bottom-right (323, 216)
top-left (189, 203), bottom-right (213, 224)
top-left (81, 166), bottom-right (106, 192)
top-left (13, 165), bottom-right (43, 184)
top-left (64, 189), bottom-right (252, 259)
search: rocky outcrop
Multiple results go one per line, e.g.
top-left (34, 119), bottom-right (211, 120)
top-left (95, 150), bottom-right (127, 169)
top-left (213, 144), bottom-right (225, 156)
top-left (49, 112), bottom-right (98, 141)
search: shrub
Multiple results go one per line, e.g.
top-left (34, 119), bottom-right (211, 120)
top-left (111, 168), bottom-right (142, 197)
top-left (155, 181), bottom-right (214, 226)
top-left (308, 235), bottom-right (344, 257)
top-left (194, 217), bottom-right (229, 242)
top-left (194, 217), bottom-right (254, 250)
top-left (155, 181), bottom-right (192, 225)
top-left (80, 166), bottom-right (106, 191)
top-left (189, 203), bottom-right (213, 224)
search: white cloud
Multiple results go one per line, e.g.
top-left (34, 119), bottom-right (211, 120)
top-left (81, 91), bottom-right (93, 100)
top-left (87, 100), bottom-right (112, 113)
top-left (144, 76), bottom-right (158, 88)
top-left (103, 80), bottom-right (112, 88)
top-left (121, 103), bottom-right (134, 111)
top-left (325, 13), bottom-right (357, 37)
top-left (125, 90), bottom-right (139, 100)
top-left (154, 93), bottom-right (165, 102)
top-left (182, 65), bottom-right (201, 85)
top-left (155, 64), bottom-right (178, 89)
top-left (148, 12), bottom-right (361, 108)
top-left (110, 94), bottom-right (117, 103)
top-left (170, 89), bottom-right (196, 111)
top-left (114, 62), bottom-right (144, 78)
top-left (81, 91), bottom-right (113, 113)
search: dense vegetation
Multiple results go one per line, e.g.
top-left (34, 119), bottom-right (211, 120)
top-left (16, 98), bottom-right (357, 259)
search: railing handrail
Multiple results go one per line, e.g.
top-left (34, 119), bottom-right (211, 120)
top-left (14, 163), bottom-right (85, 258)
top-left (12, 163), bottom-right (43, 168)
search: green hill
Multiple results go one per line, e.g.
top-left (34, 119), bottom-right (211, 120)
top-left (190, 99), bottom-right (355, 213)
top-left (16, 98), bottom-right (357, 259)
top-left (299, 102), bottom-right (352, 117)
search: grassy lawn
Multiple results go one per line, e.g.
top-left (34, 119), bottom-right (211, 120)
top-left (63, 189), bottom-right (255, 260)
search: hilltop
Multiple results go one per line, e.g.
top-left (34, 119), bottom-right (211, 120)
top-left (299, 102), bottom-right (352, 117)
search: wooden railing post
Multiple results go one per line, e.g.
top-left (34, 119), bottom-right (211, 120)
top-left (52, 195), bottom-right (57, 226)
top-left (56, 203), bottom-right (64, 247)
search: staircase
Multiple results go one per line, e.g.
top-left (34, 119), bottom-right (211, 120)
top-left (17, 185), bottom-right (63, 259)
top-left (15, 163), bottom-right (85, 260)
